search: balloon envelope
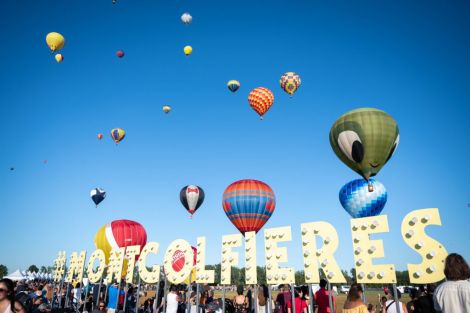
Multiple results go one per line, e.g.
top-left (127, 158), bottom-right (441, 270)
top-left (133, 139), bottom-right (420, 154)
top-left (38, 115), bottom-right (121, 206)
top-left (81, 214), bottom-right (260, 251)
top-left (162, 105), bottom-right (171, 113)
top-left (55, 54), bottom-right (64, 63)
top-left (111, 128), bottom-right (126, 144)
top-left (181, 13), bottom-right (192, 24)
top-left (227, 80), bottom-right (240, 93)
top-left (116, 50), bottom-right (125, 58)
top-left (46, 32), bottom-right (65, 52)
top-left (248, 87), bottom-right (274, 118)
top-left (222, 179), bottom-right (275, 234)
top-left (97, 133), bottom-right (103, 140)
top-left (280, 72), bottom-right (301, 96)
top-left (180, 185), bottom-right (205, 216)
top-left (339, 178), bottom-right (387, 218)
top-left (184, 46), bottom-right (193, 56)
top-left (94, 219), bottom-right (147, 273)
top-left (90, 188), bottom-right (106, 206)
top-left (330, 108), bottom-right (399, 180)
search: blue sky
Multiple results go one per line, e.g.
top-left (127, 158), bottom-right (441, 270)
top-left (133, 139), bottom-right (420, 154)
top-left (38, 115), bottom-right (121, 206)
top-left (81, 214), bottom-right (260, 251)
top-left (1, 0), bottom-right (469, 275)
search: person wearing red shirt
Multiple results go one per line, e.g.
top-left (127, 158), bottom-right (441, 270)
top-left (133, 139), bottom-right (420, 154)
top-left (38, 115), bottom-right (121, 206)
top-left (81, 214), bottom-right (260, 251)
top-left (287, 288), bottom-right (307, 313)
top-left (314, 279), bottom-right (337, 313)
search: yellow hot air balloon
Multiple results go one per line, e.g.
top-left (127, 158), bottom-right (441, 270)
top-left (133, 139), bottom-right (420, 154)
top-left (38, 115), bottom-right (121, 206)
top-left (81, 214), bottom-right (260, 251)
top-left (55, 54), bottom-right (64, 63)
top-left (162, 105), bottom-right (171, 113)
top-left (110, 128), bottom-right (126, 144)
top-left (46, 32), bottom-right (65, 52)
top-left (183, 45), bottom-right (193, 56)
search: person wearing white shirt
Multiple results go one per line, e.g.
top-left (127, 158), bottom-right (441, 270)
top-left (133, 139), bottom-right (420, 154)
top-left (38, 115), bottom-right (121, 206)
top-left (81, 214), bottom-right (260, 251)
top-left (166, 285), bottom-right (180, 313)
top-left (434, 253), bottom-right (470, 313)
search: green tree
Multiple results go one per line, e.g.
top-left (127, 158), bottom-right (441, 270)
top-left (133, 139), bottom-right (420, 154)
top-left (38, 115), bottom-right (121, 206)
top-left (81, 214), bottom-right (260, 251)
top-left (256, 266), bottom-right (266, 285)
top-left (396, 270), bottom-right (410, 285)
top-left (350, 268), bottom-right (357, 281)
top-left (28, 265), bottom-right (39, 273)
top-left (0, 265), bottom-right (8, 278)
top-left (40, 266), bottom-right (48, 273)
top-left (342, 270), bottom-right (353, 285)
top-left (295, 270), bottom-right (305, 285)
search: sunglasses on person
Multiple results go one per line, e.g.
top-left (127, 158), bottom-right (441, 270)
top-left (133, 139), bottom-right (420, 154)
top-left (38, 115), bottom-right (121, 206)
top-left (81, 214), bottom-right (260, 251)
top-left (99, 306), bottom-right (105, 308)
top-left (0, 288), bottom-right (8, 293)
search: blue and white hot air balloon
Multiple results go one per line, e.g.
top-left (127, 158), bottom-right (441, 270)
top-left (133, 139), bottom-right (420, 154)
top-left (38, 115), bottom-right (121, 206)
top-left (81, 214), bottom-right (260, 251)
top-left (339, 178), bottom-right (387, 218)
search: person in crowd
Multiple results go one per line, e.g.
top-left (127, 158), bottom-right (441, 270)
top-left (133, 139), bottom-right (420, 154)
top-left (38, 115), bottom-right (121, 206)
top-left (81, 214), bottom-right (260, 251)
top-left (413, 284), bottom-right (435, 313)
top-left (246, 287), bottom-right (253, 313)
top-left (367, 304), bottom-right (376, 313)
top-left (275, 285), bottom-right (291, 313)
top-left (15, 291), bottom-right (32, 313)
top-left (433, 253), bottom-right (470, 313)
top-left (315, 279), bottom-right (336, 313)
top-left (31, 295), bottom-right (43, 313)
top-left (13, 297), bottom-right (28, 313)
top-left (300, 286), bottom-right (312, 313)
top-left (342, 284), bottom-right (367, 313)
top-left (153, 281), bottom-right (165, 313)
top-left (166, 285), bottom-right (180, 313)
top-left (107, 283), bottom-right (119, 313)
top-left (0, 279), bottom-right (15, 313)
top-left (407, 289), bottom-right (419, 313)
top-left (257, 285), bottom-right (272, 313)
top-left (379, 297), bottom-right (387, 312)
top-left (287, 287), bottom-right (307, 313)
top-left (233, 286), bottom-right (246, 313)
top-left (71, 283), bottom-right (81, 309)
top-left (382, 288), bottom-right (408, 313)
top-left (126, 286), bottom-right (137, 313)
top-left (92, 301), bottom-right (107, 313)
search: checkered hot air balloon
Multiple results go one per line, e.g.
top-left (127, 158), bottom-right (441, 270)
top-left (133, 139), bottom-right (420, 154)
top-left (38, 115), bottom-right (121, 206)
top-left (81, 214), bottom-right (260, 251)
top-left (222, 179), bottom-right (275, 234)
top-left (339, 178), bottom-right (387, 218)
top-left (248, 87), bottom-right (274, 119)
top-left (280, 72), bottom-right (301, 96)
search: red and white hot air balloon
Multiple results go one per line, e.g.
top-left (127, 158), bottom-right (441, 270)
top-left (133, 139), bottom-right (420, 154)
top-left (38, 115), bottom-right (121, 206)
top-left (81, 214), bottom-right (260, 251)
top-left (180, 185), bottom-right (205, 218)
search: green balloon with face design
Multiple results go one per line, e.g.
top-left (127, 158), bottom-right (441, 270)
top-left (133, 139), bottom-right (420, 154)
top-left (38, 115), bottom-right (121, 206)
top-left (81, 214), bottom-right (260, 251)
top-left (330, 108), bottom-right (399, 180)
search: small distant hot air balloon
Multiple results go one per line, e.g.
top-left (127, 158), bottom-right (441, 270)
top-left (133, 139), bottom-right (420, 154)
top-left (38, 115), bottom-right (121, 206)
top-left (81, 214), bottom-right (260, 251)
top-left (162, 105), bottom-right (171, 114)
top-left (55, 54), bottom-right (64, 63)
top-left (43, 160), bottom-right (48, 164)
top-left (46, 32), bottom-right (65, 52)
top-left (183, 46), bottom-right (193, 56)
top-left (90, 188), bottom-right (106, 207)
top-left (227, 80), bottom-right (240, 93)
top-left (181, 13), bottom-right (192, 25)
top-left (97, 133), bottom-right (103, 140)
top-left (280, 72), bottom-right (301, 96)
top-left (112, 0), bottom-right (117, 3)
top-left (339, 178), bottom-right (387, 218)
top-left (94, 219), bottom-right (147, 277)
top-left (116, 50), bottom-right (125, 58)
top-left (10, 167), bottom-right (14, 171)
top-left (180, 185), bottom-right (205, 218)
top-left (110, 128), bottom-right (126, 144)
top-left (222, 179), bottom-right (275, 234)
top-left (248, 87), bottom-right (274, 119)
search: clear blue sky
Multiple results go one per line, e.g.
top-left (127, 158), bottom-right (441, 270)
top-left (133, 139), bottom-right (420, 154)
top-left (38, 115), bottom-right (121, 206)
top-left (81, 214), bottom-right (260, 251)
top-left (1, 0), bottom-right (469, 275)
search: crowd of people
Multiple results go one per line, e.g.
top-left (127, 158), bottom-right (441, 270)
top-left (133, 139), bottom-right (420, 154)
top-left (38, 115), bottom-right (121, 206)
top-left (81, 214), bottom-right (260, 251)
top-left (1, 253), bottom-right (469, 313)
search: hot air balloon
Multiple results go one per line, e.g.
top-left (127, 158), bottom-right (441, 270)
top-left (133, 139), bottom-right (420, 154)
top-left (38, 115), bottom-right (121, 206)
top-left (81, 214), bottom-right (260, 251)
top-left (180, 185), bottom-right (205, 218)
top-left (181, 13), bottom-right (192, 25)
top-left (183, 46), bottom-right (193, 56)
top-left (110, 128), bottom-right (126, 144)
top-left (97, 133), bottom-right (103, 140)
top-left (330, 108), bottom-right (399, 190)
top-left (280, 72), bottom-right (301, 96)
top-left (162, 105), bottom-right (171, 114)
top-left (116, 50), bottom-right (125, 58)
top-left (248, 87), bottom-right (274, 119)
top-left (94, 219), bottom-right (147, 276)
top-left (339, 178), bottom-right (387, 218)
top-left (55, 54), bottom-right (64, 63)
top-left (227, 80), bottom-right (240, 93)
top-left (90, 188), bottom-right (106, 207)
top-left (46, 32), bottom-right (65, 52)
top-left (222, 179), bottom-right (275, 234)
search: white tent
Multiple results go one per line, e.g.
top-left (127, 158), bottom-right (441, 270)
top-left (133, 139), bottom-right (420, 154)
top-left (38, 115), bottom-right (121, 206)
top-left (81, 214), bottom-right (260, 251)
top-left (4, 269), bottom-right (25, 281)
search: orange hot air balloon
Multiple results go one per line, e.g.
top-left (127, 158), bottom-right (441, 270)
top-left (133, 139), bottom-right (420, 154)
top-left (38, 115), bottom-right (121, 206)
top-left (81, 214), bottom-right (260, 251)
top-left (97, 133), bottom-right (103, 140)
top-left (248, 87), bottom-right (274, 119)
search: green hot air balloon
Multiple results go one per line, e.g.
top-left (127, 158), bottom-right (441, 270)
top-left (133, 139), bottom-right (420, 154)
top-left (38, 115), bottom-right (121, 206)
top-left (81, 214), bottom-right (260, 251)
top-left (329, 108), bottom-right (399, 188)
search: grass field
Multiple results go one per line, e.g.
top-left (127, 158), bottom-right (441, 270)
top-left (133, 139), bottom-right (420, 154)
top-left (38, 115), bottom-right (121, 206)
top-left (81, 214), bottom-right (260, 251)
top-left (141, 290), bottom-right (410, 311)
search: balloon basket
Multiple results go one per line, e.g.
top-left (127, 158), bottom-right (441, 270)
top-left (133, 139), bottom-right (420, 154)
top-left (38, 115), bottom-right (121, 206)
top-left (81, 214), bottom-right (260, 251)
top-left (368, 182), bottom-right (374, 192)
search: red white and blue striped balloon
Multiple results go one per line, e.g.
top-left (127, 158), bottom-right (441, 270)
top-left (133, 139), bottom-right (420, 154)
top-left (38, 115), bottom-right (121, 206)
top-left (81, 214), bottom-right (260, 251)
top-left (339, 178), bottom-right (387, 218)
top-left (222, 179), bottom-right (275, 234)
